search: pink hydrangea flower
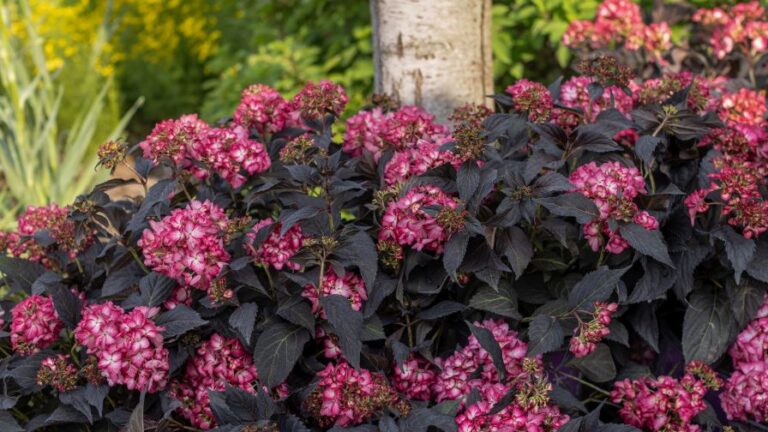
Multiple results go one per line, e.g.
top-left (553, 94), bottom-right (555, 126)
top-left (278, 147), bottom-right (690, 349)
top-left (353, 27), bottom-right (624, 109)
top-left (302, 269), bottom-right (367, 319)
top-left (138, 200), bottom-right (230, 293)
top-left (74, 302), bottom-right (169, 393)
top-left (244, 218), bottom-right (304, 271)
top-left (569, 301), bottom-right (618, 357)
top-left (170, 334), bottom-right (287, 430)
top-left (378, 185), bottom-right (461, 260)
top-left (10, 294), bottom-right (63, 355)
top-left (163, 285), bottom-right (194, 310)
top-left (569, 161), bottom-right (656, 254)
top-left (140, 114), bottom-right (208, 166)
top-left (611, 373), bottom-right (709, 431)
top-left (553, 77), bottom-right (633, 130)
top-left (233, 84), bottom-right (291, 136)
top-left (392, 355), bottom-right (437, 401)
top-left (384, 137), bottom-right (460, 185)
top-left (505, 79), bottom-right (554, 122)
top-left (719, 88), bottom-right (767, 126)
top-left (36, 354), bottom-right (78, 392)
top-left (432, 319), bottom-right (529, 402)
top-left (720, 361), bottom-right (768, 423)
top-left (304, 361), bottom-right (399, 428)
top-left (342, 105), bottom-right (450, 161)
top-left (1, 204), bottom-right (86, 267)
top-left (186, 125), bottom-right (271, 188)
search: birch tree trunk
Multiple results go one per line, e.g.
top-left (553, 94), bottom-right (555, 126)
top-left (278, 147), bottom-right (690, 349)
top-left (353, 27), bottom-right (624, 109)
top-left (370, 0), bottom-right (493, 123)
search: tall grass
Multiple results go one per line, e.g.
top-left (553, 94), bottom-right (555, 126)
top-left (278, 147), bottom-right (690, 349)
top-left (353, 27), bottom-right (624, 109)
top-left (0, 0), bottom-right (141, 229)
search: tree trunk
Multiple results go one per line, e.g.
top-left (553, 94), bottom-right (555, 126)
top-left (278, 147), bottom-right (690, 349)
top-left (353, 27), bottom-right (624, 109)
top-left (370, 0), bottom-right (493, 123)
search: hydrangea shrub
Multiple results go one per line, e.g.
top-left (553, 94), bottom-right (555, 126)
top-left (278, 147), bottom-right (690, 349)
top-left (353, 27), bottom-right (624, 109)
top-left (2, 2), bottom-right (768, 431)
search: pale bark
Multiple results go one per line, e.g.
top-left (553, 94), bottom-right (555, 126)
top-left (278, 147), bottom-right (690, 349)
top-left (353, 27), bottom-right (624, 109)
top-left (370, 0), bottom-right (493, 123)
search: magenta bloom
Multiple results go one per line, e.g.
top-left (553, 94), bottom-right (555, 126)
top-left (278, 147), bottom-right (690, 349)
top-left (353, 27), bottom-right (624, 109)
top-left (10, 294), bottom-right (63, 355)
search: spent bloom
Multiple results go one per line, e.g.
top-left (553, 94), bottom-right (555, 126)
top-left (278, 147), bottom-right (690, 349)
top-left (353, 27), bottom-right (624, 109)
top-left (170, 334), bottom-right (286, 430)
top-left (292, 80), bottom-right (348, 120)
top-left (10, 294), bottom-right (63, 355)
top-left (36, 354), bottom-right (78, 392)
top-left (245, 218), bottom-right (305, 271)
top-left (74, 302), bottom-right (169, 393)
top-left (139, 200), bottom-right (230, 293)
top-left (569, 301), bottom-right (618, 358)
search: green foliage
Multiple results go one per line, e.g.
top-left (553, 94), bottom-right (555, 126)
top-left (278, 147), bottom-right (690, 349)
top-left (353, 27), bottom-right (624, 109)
top-left (492, 0), bottom-right (600, 83)
top-left (0, 1), bottom-right (138, 229)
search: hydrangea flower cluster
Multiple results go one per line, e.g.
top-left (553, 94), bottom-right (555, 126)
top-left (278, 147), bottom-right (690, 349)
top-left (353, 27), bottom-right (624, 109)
top-left (424, 320), bottom-right (567, 431)
top-left (187, 125), bottom-right (271, 188)
top-left (392, 355), bottom-right (436, 401)
top-left (719, 88), bottom-right (767, 126)
top-left (563, 0), bottom-right (671, 56)
top-left (139, 200), bottom-right (230, 294)
top-left (384, 137), bottom-right (460, 185)
top-left (170, 334), bottom-right (285, 430)
top-left (454, 375), bottom-right (569, 432)
top-left (611, 363), bottom-right (721, 431)
top-left (553, 76), bottom-right (634, 130)
top-left (302, 269), bottom-right (367, 318)
top-left (74, 302), bottom-right (169, 393)
top-left (631, 72), bottom-right (713, 113)
top-left (233, 84), bottom-right (292, 136)
top-left (569, 301), bottom-right (618, 357)
top-left (343, 105), bottom-right (450, 159)
top-left (10, 294), bottom-right (63, 355)
top-left (693, 2), bottom-right (768, 60)
top-left (141, 114), bottom-right (270, 188)
top-left (244, 218), bottom-right (305, 271)
top-left (304, 361), bottom-right (402, 428)
top-left (163, 285), bottom-right (193, 310)
top-left (505, 79), bottom-right (554, 123)
top-left (36, 354), bottom-right (78, 392)
top-left (432, 319), bottom-right (529, 402)
top-left (570, 161), bottom-right (657, 254)
top-left (377, 185), bottom-right (462, 264)
top-left (721, 295), bottom-right (768, 423)
top-left (0, 204), bottom-right (84, 268)
top-left (292, 79), bottom-right (348, 120)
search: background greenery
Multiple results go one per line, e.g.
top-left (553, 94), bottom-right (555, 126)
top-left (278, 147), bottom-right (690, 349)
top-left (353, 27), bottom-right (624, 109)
top-left (0, 0), bottom-right (734, 228)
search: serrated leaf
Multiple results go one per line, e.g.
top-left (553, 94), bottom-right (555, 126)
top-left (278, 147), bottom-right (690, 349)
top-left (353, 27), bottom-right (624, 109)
top-left (536, 193), bottom-right (598, 224)
top-left (127, 393), bottom-right (144, 432)
top-left (747, 238), bottom-right (768, 283)
top-left (469, 284), bottom-right (520, 319)
top-left (499, 227), bottom-right (532, 279)
top-left (0, 410), bottom-right (22, 432)
top-left (277, 296), bottom-right (315, 333)
top-left (400, 407), bottom-right (457, 432)
top-left (229, 303), bottom-right (258, 342)
top-left (321, 295), bottom-right (363, 368)
top-left (156, 305), bottom-right (207, 338)
top-left (335, 230), bottom-right (378, 292)
top-left (568, 267), bottom-right (628, 309)
top-left (727, 277), bottom-right (768, 327)
top-left (568, 343), bottom-right (616, 382)
top-left (254, 322), bottom-right (310, 388)
top-left (458, 161), bottom-right (480, 202)
top-left (627, 303), bottom-right (659, 352)
top-left (682, 288), bottom-right (738, 364)
top-left (0, 255), bottom-right (46, 291)
top-left (417, 301), bottom-right (465, 320)
top-left (619, 224), bottom-right (674, 267)
top-left (102, 262), bottom-right (144, 297)
top-left (443, 230), bottom-right (470, 278)
top-left (138, 272), bottom-right (175, 307)
top-left (466, 321), bottom-right (506, 381)
top-left (713, 225), bottom-right (755, 284)
top-left (527, 315), bottom-right (564, 356)
top-left (635, 136), bottom-right (662, 164)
